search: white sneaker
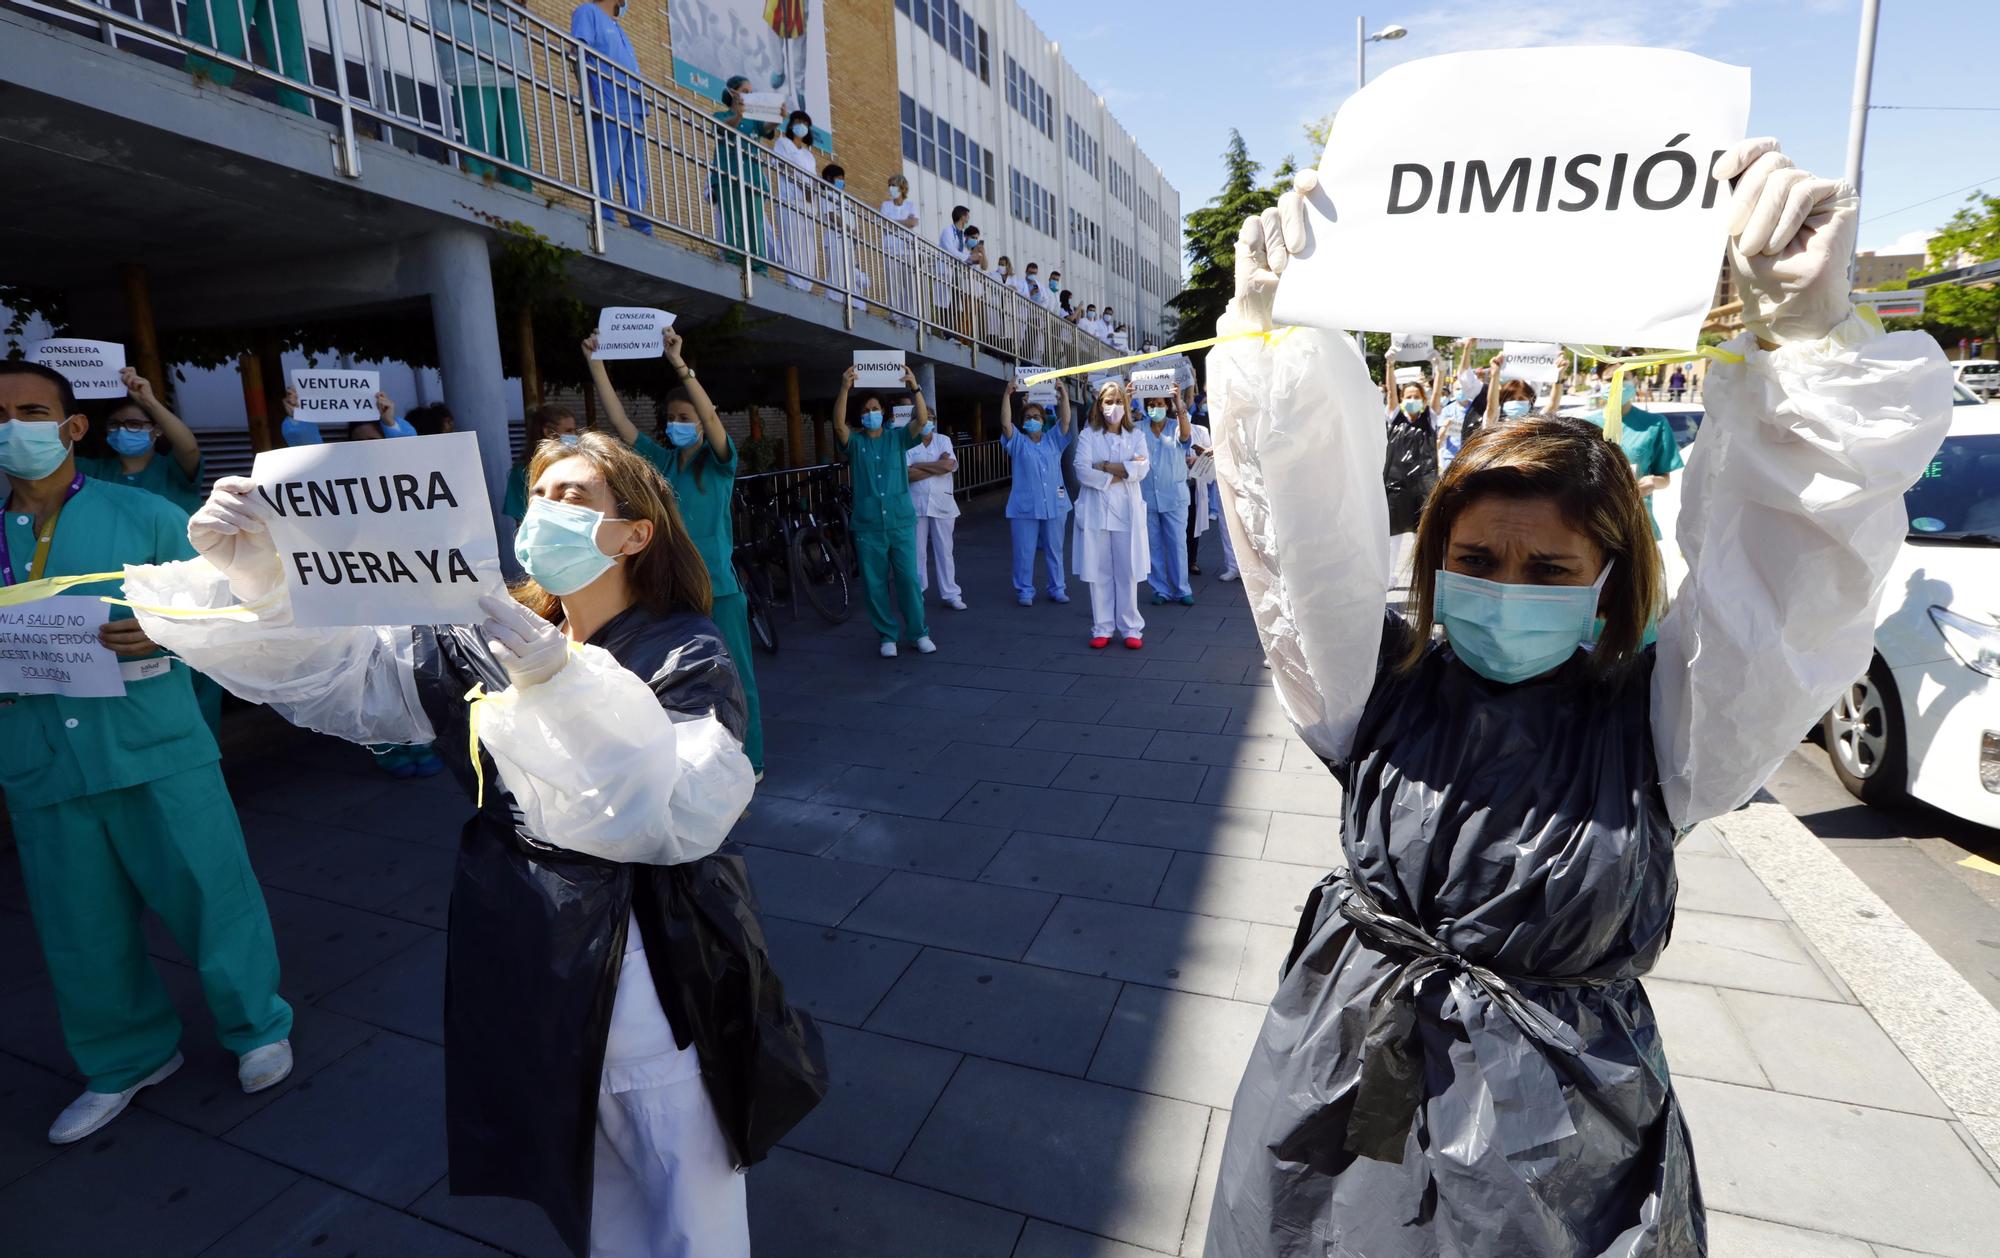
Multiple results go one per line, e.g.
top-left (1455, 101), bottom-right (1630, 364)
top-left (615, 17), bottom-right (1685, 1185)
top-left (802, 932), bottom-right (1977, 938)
top-left (880, 642), bottom-right (898, 658)
top-left (238, 1039), bottom-right (293, 1094)
top-left (915, 636), bottom-right (937, 654)
top-left (49, 1052), bottom-right (182, 1144)
top-left (1219, 568), bottom-right (1240, 582)
top-left (947, 598), bottom-right (967, 610)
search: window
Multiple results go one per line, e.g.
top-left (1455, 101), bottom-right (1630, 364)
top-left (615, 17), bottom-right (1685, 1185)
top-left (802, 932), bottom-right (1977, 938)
top-left (1065, 116), bottom-right (1098, 177)
top-left (919, 106), bottom-right (937, 173)
top-left (908, 0), bottom-right (988, 83)
top-left (1006, 57), bottom-right (1018, 110)
top-left (912, 0), bottom-right (929, 29)
top-left (947, 1), bottom-right (961, 60)
top-left (1015, 169), bottom-right (1054, 238)
top-left (982, 150), bottom-right (995, 203)
top-left (900, 93), bottom-right (919, 162)
top-left (931, 3), bottom-right (947, 44)
top-left (895, 0), bottom-right (909, 11)
top-left (977, 28), bottom-right (989, 83)
top-left (953, 128), bottom-right (968, 188)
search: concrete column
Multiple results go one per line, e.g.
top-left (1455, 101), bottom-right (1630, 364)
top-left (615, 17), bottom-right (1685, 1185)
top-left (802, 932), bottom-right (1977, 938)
top-left (238, 352), bottom-right (273, 452)
top-left (416, 228), bottom-right (511, 517)
top-left (119, 264), bottom-right (165, 401)
top-left (784, 365), bottom-right (804, 468)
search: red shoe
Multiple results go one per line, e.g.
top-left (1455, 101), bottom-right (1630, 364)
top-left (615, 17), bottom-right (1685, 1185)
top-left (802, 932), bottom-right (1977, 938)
top-left (1089, 636), bottom-right (1111, 650)
top-left (1123, 637), bottom-right (1144, 650)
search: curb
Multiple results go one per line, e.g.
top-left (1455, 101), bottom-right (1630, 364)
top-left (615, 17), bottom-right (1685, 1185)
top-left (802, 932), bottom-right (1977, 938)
top-left (1712, 799), bottom-right (2000, 1166)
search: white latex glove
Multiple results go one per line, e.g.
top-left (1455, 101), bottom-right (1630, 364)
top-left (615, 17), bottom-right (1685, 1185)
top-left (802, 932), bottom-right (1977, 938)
top-left (1714, 137), bottom-right (1857, 346)
top-left (187, 476), bottom-right (284, 602)
top-left (480, 591), bottom-right (568, 689)
top-left (1227, 170), bottom-right (1316, 332)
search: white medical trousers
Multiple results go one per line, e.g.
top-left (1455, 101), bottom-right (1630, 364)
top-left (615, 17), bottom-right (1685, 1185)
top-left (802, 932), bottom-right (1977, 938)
top-left (913, 515), bottom-right (961, 602)
top-left (1087, 529), bottom-right (1145, 639)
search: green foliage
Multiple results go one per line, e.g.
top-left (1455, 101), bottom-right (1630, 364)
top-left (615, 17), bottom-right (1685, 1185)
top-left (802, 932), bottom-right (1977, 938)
top-left (1167, 131), bottom-right (1280, 376)
top-left (737, 434), bottom-right (786, 474)
top-left (0, 284), bottom-right (69, 358)
top-left (1928, 192), bottom-right (2000, 267)
top-left (1884, 282), bottom-right (2000, 347)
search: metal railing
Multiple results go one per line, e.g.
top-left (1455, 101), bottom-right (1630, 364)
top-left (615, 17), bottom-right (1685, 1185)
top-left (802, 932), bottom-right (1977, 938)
top-left (950, 439), bottom-right (1008, 496)
top-left (37, 0), bottom-right (1130, 371)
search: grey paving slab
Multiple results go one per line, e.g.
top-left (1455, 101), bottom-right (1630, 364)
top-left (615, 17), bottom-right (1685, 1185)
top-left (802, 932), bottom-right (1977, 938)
top-left (411, 1179), bottom-right (573, 1258)
top-left (1056, 649), bottom-right (1151, 677)
top-left (866, 947), bottom-right (1119, 1075)
top-left (1054, 754), bottom-right (1206, 803)
top-left (789, 695), bottom-right (923, 734)
top-left (811, 765), bottom-right (978, 820)
top-left (234, 766), bottom-right (404, 826)
top-left (1015, 1220), bottom-right (1172, 1257)
top-left (328, 783), bottom-right (481, 850)
top-left (1019, 719), bottom-right (1158, 760)
top-left (1676, 822), bottom-right (1732, 858)
top-left (1136, 657), bottom-right (1264, 686)
top-left (1651, 911), bottom-right (1846, 1002)
top-left (321, 932), bottom-right (448, 1044)
top-left (1153, 852), bottom-right (1327, 928)
top-left (1644, 978), bottom-right (1769, 1089)
top-left (747, 1147), bottom-right (1022, 1258)
top-left (1087, 986), bottom-right (1265, 1109)
top-left (781, 1023), bottom-right (960, 1174)
top-left (1174, 681), bottom-right (1276, 711)
top-left (1100, 700), bottom-right (1231, 735)
top-left (760, 917), bottom-right (920, 1026)
top-left (1679, 1077), bottom-right (2000, 1257)
top-left (740, 847), bottom-right (889, 926)
top-left (0, 1053), bottom-right (71, 1190)
top-left (1705, 1212), bottom-right (1873, 1258)
top-left (989, 691), bottom-right (1115, 723)
top-left (1219, 705), bottom-right (1297, 739)
top-left (200, 1179), bottom-right (508, 1258)
top-left (226, 1032), bottom-right (447, 1208)
top-left (0, 1106), bottom-right (296, 1258)
top-left (980, 831), bottom-right (1175, 905)
top-left (1065, 673), bottom-right (1181, 704)
top-left (753, 752), bottom-right (852, 801)
top-left (259, 887), bottom-right (434, 1004)
top-left (883, 682), bottom-right (1008, 715)
top-left (1195, 766), bottom-right (1342, 817)
top-left (1183, 1107), bottom-right (1228, 1257)
top-left (965, 664), bottom-right (1080, 695)
top-left (827, 813), bottom-right (1013, 879)
top-left (1027, 898), bottom-right (1251, 998)
top-left (1279, 738), bottom-right (1331, 775)
top-left (900, 1057), bottom-right (1208, 1253)
top-left (731, 795), bottom-right (870, 856)
top-left (1675, 851), bottom-right (1788, 921)
top-left (1096, 796), bottom-right (1271, 859)
top-left (947, 782), bottom-right (1117, 838)
top-left (380, 870), bottom-right (454, 929)
top-left (1719, 988), bottom-right (1953, 1118)
top-left (842, 871), bottom-right (1058, 959)
top-left (763, 718), bottom-right (917, 770)
top-left (1261, 811), bottom-right (1339, 869)
top-left (924, 739), bottom-right (1071, 787)
top-left (1144, 730), bottom-right (1290, 773)
top-left (1233, 923), bottom-right (1295, 1006)
top-left (897, 708), bottom-right (1041, 750)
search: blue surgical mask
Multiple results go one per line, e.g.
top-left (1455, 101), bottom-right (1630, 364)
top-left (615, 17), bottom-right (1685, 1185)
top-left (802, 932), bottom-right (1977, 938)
top-left (1146, 407), bottom-right (1167, 424)
top-left (514, 497), bottom-right (623, 597)
top-left (861, 410), bottom-right (883, 431)
top-left (665, 421), bottom-right (701, 448)
top-left (1433, 562), bottom-right (1613, 685)
top-left (107, 427), bottom-right (155, 456)
top-left (790, 122), bottom-right (808, 139)
top-left (556, 432), bottom-right (580, 447)
top-left (1501, 400), bottom-right (1531, 420)
top-left (833, 178), bottom-right (845, 190)
top-left (1020, 418), bottom-right (1044, 435)
top-left (1400, 398), bottom-right (1424, 418)
top-left (917, 421), bottom-right (935, 437)
top-left (1621, 383), bottom-right (1637, 406)
top-left (0, 418), bottom-right (73, 480)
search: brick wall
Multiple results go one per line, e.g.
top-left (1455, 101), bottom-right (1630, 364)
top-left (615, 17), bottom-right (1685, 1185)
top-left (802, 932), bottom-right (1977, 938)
top-left (823, 1), bottom-right (902, 207)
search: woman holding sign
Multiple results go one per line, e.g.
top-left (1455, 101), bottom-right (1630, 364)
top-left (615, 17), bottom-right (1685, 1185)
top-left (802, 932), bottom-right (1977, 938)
top-left (998, 377), bottom-right (1074, 606)
top-left (1379, 350), bottom-right (1443, 589)
top-left (77, 367), bottom-right (206, 514)
top-left (833, 364), bottom-right (936, 657)
top-left (1202, 141), bottom-right (1950, 1256)
top-left (1072, 381), bottom-right (1151, 648)
top-left (588, 328), bottom-right (765, 777)
top-left (128, 432), bottom-right (824, 1258)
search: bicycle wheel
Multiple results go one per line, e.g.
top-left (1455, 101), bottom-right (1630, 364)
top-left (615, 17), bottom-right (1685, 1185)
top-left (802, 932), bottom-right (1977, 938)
top-left (791, 526), bottom-right (853, 624)
top-left (735, 562), bottom-right (780, 654)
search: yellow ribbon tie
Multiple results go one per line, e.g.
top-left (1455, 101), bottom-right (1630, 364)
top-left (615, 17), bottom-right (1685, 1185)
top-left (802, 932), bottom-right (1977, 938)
top-left (1022, 328), bottom-right (1290, 387)
top-left (1563, 344), bottom-right (1747, 445)
top-left (464, 682), bottom-right (491, 809)
top-left (0, 570), bottom-right (127, 607)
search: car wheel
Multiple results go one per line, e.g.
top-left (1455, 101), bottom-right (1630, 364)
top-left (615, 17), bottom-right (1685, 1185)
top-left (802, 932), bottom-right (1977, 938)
top-left (1822, 657), bottom-right (1907, 805)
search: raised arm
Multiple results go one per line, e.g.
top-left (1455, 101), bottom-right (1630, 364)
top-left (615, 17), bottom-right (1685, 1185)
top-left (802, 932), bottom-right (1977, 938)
top-left (904, 365), bottom-right (931, 430)
top-left (583, 334), bottom-right (641, 445)
top-left (121, 367), bottom-right (201, 478)
top-left (832, 366), bottom-right (855, 445)
top-left (1172, 390), bottom-right (1191, 445)
top-left (1056, 385), bottom-right (1073, 434)
top-left (1651, 139), bottom-right (1953, 827)
top-left (1485, 353), bottom-right (1506, 423)
top-left (1212, 170), bottom-right (1392, 763)
top-left (1381, 348), bottom-right (1398, 415)
top-left (663, 328), bottom-right (729, 460)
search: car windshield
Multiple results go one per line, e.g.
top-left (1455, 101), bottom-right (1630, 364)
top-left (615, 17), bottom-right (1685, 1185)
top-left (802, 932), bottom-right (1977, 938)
top-left (1905, 433), bottom-right (2000, 543)
top-left (1664, 410), bottom-right (1701, 447)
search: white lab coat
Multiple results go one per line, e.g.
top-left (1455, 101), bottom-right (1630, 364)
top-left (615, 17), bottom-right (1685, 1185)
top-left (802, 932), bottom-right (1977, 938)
top-left (771, 138), bottom-right (819, 292)
top-left (1207, 310), bottom-right (1951, 829)
top-left (906, 433), bottom-right (961, 518)
top-left (1072, 425), bottom-right (1152, 583)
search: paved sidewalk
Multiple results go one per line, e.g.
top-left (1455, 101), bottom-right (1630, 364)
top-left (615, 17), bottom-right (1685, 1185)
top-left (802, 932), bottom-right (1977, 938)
top-left (2, 495), bottom-right (1998, 1257)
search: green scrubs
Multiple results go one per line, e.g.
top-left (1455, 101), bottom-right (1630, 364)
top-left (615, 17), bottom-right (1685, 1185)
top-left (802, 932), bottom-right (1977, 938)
top-left (634, 433), bottom-right (764, 772)
top-left (77, 453), bottom-right (224, 737)
top-left (1585, 406), bottom-right (1685, 538)
top-left (183, 0), bottom-right (311, 116)
top-left (1, 478), bottom-right (290, 1092)
top-left (842, 424), bottom-right (928, 644)
top-left (503, 462), bottom-right (529, 523)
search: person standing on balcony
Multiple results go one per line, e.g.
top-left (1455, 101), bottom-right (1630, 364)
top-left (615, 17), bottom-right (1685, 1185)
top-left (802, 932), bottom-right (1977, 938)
top-left (586, 328), bottom-right (765, 778)
top-left (905, 409), bottom-right (964, 611)
top-left (711, 76), bottom-right (772, 275)
top-left (771, 110), bottom-right (820, 294)
top-left (437, 0), bottom-right (535, 193)
top-left (934, 206), bottom-right (973, 341)
top-left (833, 364), bottom-right (935, 658)
top-left (572, 0), bottom-right (653, 235)
top-left (184, 0), bottom-right (310, 118)
top-left (880, 174), bottom-right (921, 329)
top-left (998, 379), bottom-right (1073, 607)
top-left (817, 163), bottom-right (869, 310)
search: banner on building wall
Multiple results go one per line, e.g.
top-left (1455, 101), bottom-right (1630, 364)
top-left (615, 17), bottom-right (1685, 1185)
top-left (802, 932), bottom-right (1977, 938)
top-left (669, 0), bottom-right (831, 150)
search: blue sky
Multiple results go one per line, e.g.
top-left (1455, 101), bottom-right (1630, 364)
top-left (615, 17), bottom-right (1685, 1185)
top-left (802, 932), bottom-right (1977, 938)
top-left (1034, 0), bottom-right (2000, 259)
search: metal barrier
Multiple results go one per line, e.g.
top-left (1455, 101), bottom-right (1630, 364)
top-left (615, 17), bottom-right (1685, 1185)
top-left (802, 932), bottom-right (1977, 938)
top-left (950, 439), bottom-right (1008, 496)
top-left (39, 0), bottom-right (1131, 371)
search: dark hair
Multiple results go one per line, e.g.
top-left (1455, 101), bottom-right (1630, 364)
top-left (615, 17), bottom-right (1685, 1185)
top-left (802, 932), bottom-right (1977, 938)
top-left (965, 225), bottom-right (981, 239)
top-left (1025, 262), bottom-right (1038, 272)
top-left (1402, 416), bottom-right (1662, 681)
top-left (723, 74), bottom-right (751, 106)
top-left (1497, 379), bottom-right (1537, 405)
top-left (822, 162), bottom-right (845, 181)
top-left (524, 402), bottom-right (576, 454)
top-left (346, 420), bottom-right (384, 441)
top-left (0, 360), bottom-right (80, 417)
top-left (951, 205), bottom-right (970, 223)
top-left (787, 109), bottom-right (812, 134)
top-left (91, 399), bottom-right (164, 457)
top-left (407, 403), bottom-right (454, 437)
top-left (658, 386), bottom-right (714, 489)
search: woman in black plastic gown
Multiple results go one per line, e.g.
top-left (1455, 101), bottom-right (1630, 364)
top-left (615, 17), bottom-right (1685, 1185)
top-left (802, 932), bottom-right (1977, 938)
top-left (1202, 139), bottom-right (1950, 1256)
top-left (129, 433), bottom-right (825, 1258)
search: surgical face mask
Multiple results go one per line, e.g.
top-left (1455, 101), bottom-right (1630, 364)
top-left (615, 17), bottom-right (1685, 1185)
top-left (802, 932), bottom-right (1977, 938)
top-left (1433, 562), bottom-right (1613, 685)
top-left (1621, 383), bottom-right (1637, 407)
top-left (556, 432), bottom-right (580, 447)
top-left (966, 237), bottom-right (980, 249)
top-left (790, 122), bottom-right (808, 139)
top-left (0, 418), bottom-right (73, 480)
top-left (833, 178), bottom-right (845, 190)
top-left (917, 421), bottom-right (935, 438)
top-left (514, 497), bottom-right (624, 597)
top-left (107, 426), bottom-right (155, 456)
top-left (1501, 400), bottom-right (1531, 420)
top-left (860, 409), bottom-right (884, 431)
top-left (1146, 407), bottom-right (1167, 424)
top-left (1021, 417), bottom-right (1044, 435)
top-left (664, 421), bottom-right (701, 448)
top-left (1400, 398), bottom-right (1424, 418)
top-left (1103, 403), bottom-right (1124, 424)
top-left (888, 182), bottom-right (900, 195)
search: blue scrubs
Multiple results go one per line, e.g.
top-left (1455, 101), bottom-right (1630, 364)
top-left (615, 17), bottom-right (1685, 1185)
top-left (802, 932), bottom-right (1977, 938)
top-left (1002, 426), bottom-right (1071, 602)
top-left (571, 2), bottom-right (651, 231)
top-left (1140, 424), bottom-right (1192, 600)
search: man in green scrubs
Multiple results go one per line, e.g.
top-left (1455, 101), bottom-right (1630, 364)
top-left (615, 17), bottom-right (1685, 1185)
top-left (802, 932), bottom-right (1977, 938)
top-left (0, 362), bottom-right (291, 1145)
top-left (587, 329), bottom-right (766, 775)
top-left (832, 366), bottom-right (934, 658)
top-left (1584, 381), bottom-right (1685, 538)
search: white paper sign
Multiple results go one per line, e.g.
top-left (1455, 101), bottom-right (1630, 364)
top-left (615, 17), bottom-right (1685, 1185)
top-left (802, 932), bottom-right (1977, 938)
top-left (1389, 333), bottom-right (1435, 361)
top-left (1015, 365), bottom-right (1059, 406)
top-left (740, 91), bottom-right (786, 123)
top-left (289, 368), bottom-right (381, 425)
top-left (1499, 342), bottom-right (1563, 385)
top-left (251, 431), bottom-right (502, 627)
top-left (0, 595), bottom-right (124, 698)
top-left (592, 307), bottom-right (676, 360)
top-left (30, 340), bottom-right (126, 399)
top-left (890, 404), bottom-right (914, 428)
top-left (1129, 369), bottom-right (1177, 400)
top-left (1086, 370), bottom-right (1123, 397)
top-left (1272, 47), bottom-right (1750, 350)
top-left (852, 350), bottom-right (907, 389)
top-left (1394, 366), bottom-right (1426, 386)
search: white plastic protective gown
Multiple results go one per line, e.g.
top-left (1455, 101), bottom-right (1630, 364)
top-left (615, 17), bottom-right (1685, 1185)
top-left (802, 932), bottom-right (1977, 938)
top-left (123, 561), bottom-right (758, 1258)
top-left (1204, 310), bottom-right (1950, 1257)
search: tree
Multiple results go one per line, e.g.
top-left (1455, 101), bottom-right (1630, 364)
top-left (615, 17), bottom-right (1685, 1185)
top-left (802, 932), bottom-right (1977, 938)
top-left (1166, 131), bottom-right (1280, 377)
top-left (1928, 191), bottom-right (2000, 268)
top-left (1884, 281), bottom-right (2000, 350)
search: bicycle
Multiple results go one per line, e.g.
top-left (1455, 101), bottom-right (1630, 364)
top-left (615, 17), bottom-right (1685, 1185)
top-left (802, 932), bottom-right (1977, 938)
top-left (732, 553), bottom-right (779, 655)
top-left (786, 468), bottom-right (852, 625)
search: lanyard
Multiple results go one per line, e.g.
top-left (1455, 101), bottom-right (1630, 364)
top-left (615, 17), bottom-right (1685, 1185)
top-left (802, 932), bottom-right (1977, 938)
top-left (0, 472), bottom-right (84, 587)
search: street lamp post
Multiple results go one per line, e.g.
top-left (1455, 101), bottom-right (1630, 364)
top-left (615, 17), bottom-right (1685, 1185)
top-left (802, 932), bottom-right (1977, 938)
top-left (1844, 0), bottom-right (1882, 200)
top-left (1357, 17), bottom-right (1408, 90)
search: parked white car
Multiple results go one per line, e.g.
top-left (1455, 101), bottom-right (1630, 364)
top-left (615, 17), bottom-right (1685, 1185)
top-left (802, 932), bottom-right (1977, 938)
top-left (1822, 381), bottom-right (2000, 827)
top-left (1954, 358), bottom-right (2000, 399)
